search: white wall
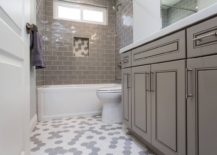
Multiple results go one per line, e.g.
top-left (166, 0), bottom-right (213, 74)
top-left (133, 0), bottom-right (162, 42)
top-left (198, 0), bottom-right (217, 10)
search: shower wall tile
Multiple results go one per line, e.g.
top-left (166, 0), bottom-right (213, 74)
top-left (36, 0), bottom-right (134, 84)
top-left (37, 0), bottom-right (117, 85)
top-left (115, 0), bottom-right (133, 80)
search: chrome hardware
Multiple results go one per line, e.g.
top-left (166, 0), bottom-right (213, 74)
top-left (145, 72), bottom-right (151, 92)
top-left (193, 32), bottom-right (217, 41)
top-left (186, 68), bottom-right (194, 99)
top-left (150, 72), bottom-right (155, 92)
top-left (127, 74), bottom-right (131, 89)
top-left (123, 58), bottom-right (129, 64)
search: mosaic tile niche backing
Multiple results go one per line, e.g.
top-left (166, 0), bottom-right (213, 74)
top-left (73, 37), bottom-right (90, 57)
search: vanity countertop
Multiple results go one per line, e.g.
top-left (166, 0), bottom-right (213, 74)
top-left (120, 3), bottom-right (217, 54)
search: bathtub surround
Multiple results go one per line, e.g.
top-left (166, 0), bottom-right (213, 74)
top-left (115, 0), bottom-right (133, 79)
top-left (30, 115), bottom-right (154, 155)
top-left (36, 0), bottom-right (117, 85)
top-left (35, 0), bottom-right (134, 84)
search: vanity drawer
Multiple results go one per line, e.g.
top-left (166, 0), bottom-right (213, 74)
top-left (132, 30), bottom-right (186, 66)
top-left (187, 16), bottom-right (217, 58)
top-left (121, 51), bottom-right (132, 68)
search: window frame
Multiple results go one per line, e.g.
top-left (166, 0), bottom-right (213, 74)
top-left (53, 0), bottom-right (108, 25)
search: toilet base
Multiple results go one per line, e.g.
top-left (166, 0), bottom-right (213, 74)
top-left (102, 102), bottom-right (122, 124)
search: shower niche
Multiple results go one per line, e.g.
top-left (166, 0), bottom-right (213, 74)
top-left (73, 37), bottom-right (90, 57)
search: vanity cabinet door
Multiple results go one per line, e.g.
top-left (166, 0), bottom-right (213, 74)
top-left (187, 55), bottom-right (217, 155)
top-left (122, 68), bottom-right (132, 129)
top-left (132, 65), bottom-right (151, 143)
top-left (151, 60), bottom-right (186, 155)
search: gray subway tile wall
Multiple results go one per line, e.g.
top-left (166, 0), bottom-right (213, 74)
top-left (115, 0), bottom-right (133, 80)
top-left (36, 0), bottom-right (133, 85)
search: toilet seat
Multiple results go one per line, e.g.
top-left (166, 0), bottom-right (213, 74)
top-left (97, 86), bottom-right (121, 93)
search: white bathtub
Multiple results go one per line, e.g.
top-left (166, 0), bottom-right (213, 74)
top-left (37, 84), bottom-right (120, 121)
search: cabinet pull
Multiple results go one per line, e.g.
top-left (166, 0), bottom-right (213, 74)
top-left (123, 58), bottom-right (129, 64)
top-left (150, 72), bottom-right (155, 92)
top-left (193, 32), bottom-right (217, 41)
top-left (186, 68), bottom-right (194, 99)
top-left (145, 72), bottom-right (151, 92)
top-left (127, 74), bottom-right (131, 89)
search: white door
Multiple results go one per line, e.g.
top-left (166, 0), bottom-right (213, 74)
top-left (0, 0), bottom-right (31, 155)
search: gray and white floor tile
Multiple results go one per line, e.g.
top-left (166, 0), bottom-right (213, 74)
top-left (30, 115), bottom-right (155, 155)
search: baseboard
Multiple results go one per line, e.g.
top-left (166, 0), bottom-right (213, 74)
top-left (39, 111), bottom-right (101, 122)
top-left (30, 114), bottom-right (38, 131)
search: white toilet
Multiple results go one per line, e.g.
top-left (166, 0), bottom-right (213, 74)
top-left (96, 85), bottom-right (122, 124)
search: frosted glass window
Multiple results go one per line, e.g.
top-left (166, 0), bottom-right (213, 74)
top-left (58, 6), bottom-right (81, 20)
top-left (83, 10), bottom-right (104, 23)
top-left (54, 0), bottom-right (107, 25)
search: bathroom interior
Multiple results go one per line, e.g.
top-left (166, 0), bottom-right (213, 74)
top-left (1, 0), bottom-right (217, 154)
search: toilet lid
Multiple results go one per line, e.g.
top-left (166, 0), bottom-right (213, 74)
top-left (97, 86), bottom-right (122, 93)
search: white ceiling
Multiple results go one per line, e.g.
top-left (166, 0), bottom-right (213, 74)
top-left (161, 0), bottom-right (181, 6)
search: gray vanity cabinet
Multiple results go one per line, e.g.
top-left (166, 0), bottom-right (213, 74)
top-left (121, 15), bottom-right (217, 155)
top-left (122, 68), bottom-right (132, 129)
top-left (187, 55), bottom-right (217, 155)
top-left (132, 65), bottom-right (152, 143)
top-left (151, 60), bottom-right (186, 155)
